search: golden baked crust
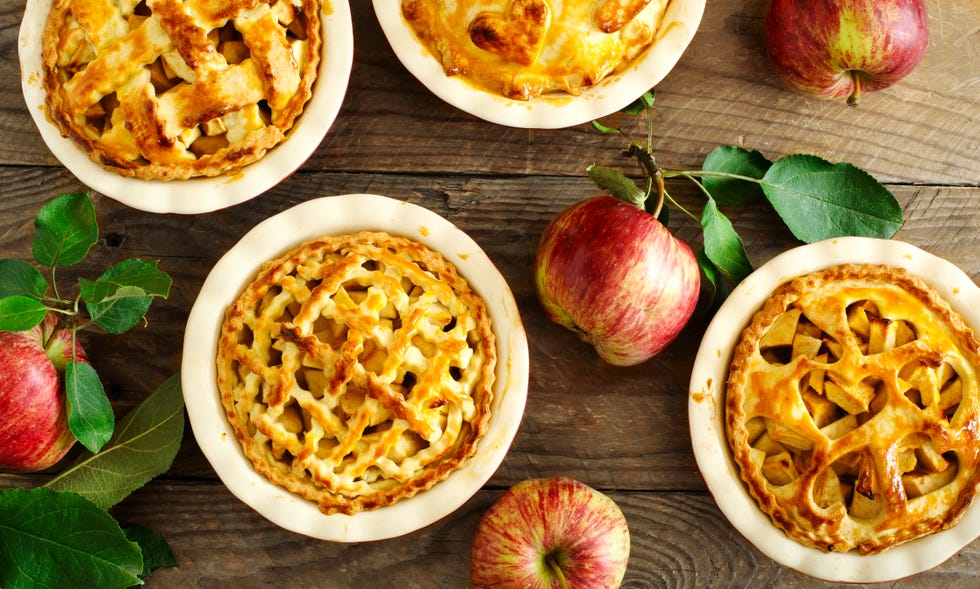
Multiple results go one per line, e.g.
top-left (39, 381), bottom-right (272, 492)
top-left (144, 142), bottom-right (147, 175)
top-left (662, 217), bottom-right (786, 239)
top-left (216, 231), bottom-right (496, 515)
top-left (41, 0), bottom-right (321, 181)
top-left (401, 0), bottom-right (670, 100)
top-left (726, 264), bottom-right (980, 554)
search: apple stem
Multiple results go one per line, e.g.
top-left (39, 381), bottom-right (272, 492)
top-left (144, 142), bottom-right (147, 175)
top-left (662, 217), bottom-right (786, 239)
top-left (544, 552), bottom-right (569, 589)
top-left (847, 72), bottom-right (862, 107)
top-left (627, 145), bottom-right (665, 218)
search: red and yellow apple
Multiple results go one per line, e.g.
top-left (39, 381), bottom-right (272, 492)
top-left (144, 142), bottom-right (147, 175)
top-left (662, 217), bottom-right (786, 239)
top-left (765, 0), bottom-right (929, 106)
top-left (534, 196), bottom-right (700, 366)
top-left (471, 477), bottom-right (630, 589)
top-left (0, 314), bottom-right (85, 472)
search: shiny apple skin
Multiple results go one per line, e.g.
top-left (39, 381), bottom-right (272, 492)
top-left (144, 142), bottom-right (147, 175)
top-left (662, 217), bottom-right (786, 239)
top-left (0, 315), bottom-right (84, 472)
top-left (766, 0), bottom-right (928, 104)
top-left (471, 477), bottom-right (630, 589)
top-left (534, 196), bottom-right (700, 366)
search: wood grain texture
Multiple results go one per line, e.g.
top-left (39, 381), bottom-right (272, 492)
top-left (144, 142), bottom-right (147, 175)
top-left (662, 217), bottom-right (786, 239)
top-left (2, 2), bottom-right (978, 182)
top-left (0, 0), bottom-right (978, 586)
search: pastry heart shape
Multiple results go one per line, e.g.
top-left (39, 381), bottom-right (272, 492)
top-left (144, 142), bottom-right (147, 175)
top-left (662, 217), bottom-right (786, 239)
top-left (595, 0), bottom-right (651, 33)
top-left (468, 0), bottom-right (552, 66)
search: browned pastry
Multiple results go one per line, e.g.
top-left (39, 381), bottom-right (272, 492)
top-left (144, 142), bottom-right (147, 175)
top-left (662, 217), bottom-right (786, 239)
top-left (216, 231), bottom-right (496, 515)
top-left (41, 0), bottom-right (321, 180)
top-left (726, 264), bottom-right (980, 554)
top-left (402, 0), bottom-right (669, 100)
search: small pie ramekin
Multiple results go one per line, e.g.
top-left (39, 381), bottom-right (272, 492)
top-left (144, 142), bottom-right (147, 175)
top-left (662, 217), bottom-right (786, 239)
top-left (373, 0), bottom-right (705, 129)
top-left (689, 237), bottom-right (980, 582)
top-left (19, 0), bottom-right (354, 214)
top-left (181, 193), bottom-right (529, 541)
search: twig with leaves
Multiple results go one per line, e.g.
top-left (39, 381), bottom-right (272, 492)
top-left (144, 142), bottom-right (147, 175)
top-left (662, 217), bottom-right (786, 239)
top-left (589, 91), bottom-right (904, 304)
top-left (0, 192), bottom-right (172, 453)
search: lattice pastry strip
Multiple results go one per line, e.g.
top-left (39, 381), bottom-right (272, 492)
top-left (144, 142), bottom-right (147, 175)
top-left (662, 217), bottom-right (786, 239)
top-left (726, 264), bottom-right (980, 554)
top-left (217, 232), bottom-right (495, 515)
top-left (42, 0), bottom-right (320, 180)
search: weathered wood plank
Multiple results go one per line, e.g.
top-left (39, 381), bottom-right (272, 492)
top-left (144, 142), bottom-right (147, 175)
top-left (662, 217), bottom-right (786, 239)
top-left (0, 168), bottom-right (975, 491)
top-left (107, 483), bottom-right (980, 588)
top-left (2, 1), bottom-right (977, 183)
top-left (0, 0), bottom-right (977, 585)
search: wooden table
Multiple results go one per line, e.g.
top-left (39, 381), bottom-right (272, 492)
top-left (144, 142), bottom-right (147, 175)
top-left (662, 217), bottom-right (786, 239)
top-left (2, 1), bottom-right (978, 587)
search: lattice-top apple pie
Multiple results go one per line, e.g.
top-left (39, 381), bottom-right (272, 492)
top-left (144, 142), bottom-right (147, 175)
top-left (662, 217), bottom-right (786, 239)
top-left (216, 231), bottom-right (496, 515)
top-left (726, 264), bottom-right (980, 554)
top-left (401, 0), bottom-right (670, 100)
top-left (41, 0), bottom-right (321, 180)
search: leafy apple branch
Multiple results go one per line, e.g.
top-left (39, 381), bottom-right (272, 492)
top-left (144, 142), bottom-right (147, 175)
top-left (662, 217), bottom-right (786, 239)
top-left (589, 91), bottom-right (904, 303)
top-left (0, 374), bottom-right (185, 587)
top-left (0, 191), bottom-right (172, 453)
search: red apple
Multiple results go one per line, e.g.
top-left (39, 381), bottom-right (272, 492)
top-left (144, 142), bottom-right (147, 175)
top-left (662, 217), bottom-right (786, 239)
top-left (765, 0), bottom-right (928, 106)
top-left (0, 314), bottom-right (85, 472)
top-left (471, 477), bottom-right (630, 589)
top-left (534, 196), bottom-right (700, 366)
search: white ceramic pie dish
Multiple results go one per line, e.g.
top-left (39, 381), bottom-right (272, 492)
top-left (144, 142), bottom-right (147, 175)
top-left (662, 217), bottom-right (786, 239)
top-left (18, 0), bottom-right (354, 215)
top-left (689, 237), bottom-right (980, 582)
top-left (372, 0), bottom-right (705, 129)
top-left (182, 193), bottom-right (529, 541)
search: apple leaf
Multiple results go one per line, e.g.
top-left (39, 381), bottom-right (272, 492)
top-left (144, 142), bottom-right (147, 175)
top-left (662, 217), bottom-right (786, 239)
top-left (47, 373), bottom-right (185, 510)
top-left (32, 192), bottom-right (99, 268)
top-left (696, 249), bottom-right (733, 312)
top-left (623, 90), bottom-right (655, 114)
top-left (0, 487), bottom-right (143, 589)
top-left (85, 290), bottom-right (153, 334)
top-left (80, 258), bottom-right (172, 302)
top-left (760, 155), bottom-right (904, 242)
top-left (66, 360), bottom-right (114, 454)
top-left (587, 165), bottom-right (647, 208)
top-left (0, 295), bottom-right (47, 332)
top-left (125, 525), bottom-right (178, 581)
top-left (700, 199), bottom-right (753, 285)
top-left (702, 146), bottom-right (772, 205)
top-left (81, 259), bottom-right (171, 334)
top-left (0, 259), bottom-right (48, 299)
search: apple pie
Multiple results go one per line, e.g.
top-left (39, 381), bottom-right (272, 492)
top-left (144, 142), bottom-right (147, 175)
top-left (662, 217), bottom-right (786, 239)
top-left (726, 264), bottom-right (980, 554)
top-left (401, 0), bottom-right (670, 100)
top-left (216, 231), bottom-right (496, 515)
top-left (41, 0), bottom-right (321, 180)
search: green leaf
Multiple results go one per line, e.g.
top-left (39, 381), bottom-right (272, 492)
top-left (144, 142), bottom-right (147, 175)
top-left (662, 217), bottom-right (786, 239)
top-left (696, 249), bottom-right (734, 311)
top-left (760, 154), bottom-right (904, 242)
top-left (66, 361), bottom-right (114, 454)
top-left (32, 192), bottom-right (99, 268)
top-left (587, 165), bottom-right (647, 208)
top-left (0, 487), bottom-right (143, 589)
top-left (81, 259), bottom-right (171, 334)
top-left (622, 90), bottom-right (655, 114)
top-left (702, 146), bottom-right (773, 206)
top-left (591, 120), bottom-right (621, 134)
top-left (0, 295), bottom-right (48, 332)
top-left (85, 292), bottom-right (152, 334)
top-left (124, 526), bottom-right (178, 581)
top-left (81, 259), bottom-right (172, 302)
top-left (700, 199), bottom-right (754, 285)
top-left (47, 373), bottom-right (185, 510)
top-left (0, 259), bottom-right (48, 299)
top-left (697, 249), bottom-right (719, 292)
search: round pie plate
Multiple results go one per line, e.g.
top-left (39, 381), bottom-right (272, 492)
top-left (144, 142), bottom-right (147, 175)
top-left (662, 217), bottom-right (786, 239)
top-left (181, 193), bottom-right (529, 542)
top-left (689, 237), bottom-right (980, 583)
top-left (372, 0), bottom-right (705, 129)
top-left (18, 0), bottom-right (354, 215)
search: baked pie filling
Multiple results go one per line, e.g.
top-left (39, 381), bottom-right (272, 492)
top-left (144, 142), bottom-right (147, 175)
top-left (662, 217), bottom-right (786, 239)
top-left (726, 264), bottom-right (980, 554)
top-left (41, 0), bottom-right (321, 180)
top-left (216, 231), bottom-right (495, 515)
top-left (401, 0), bottom-right (670, 100)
